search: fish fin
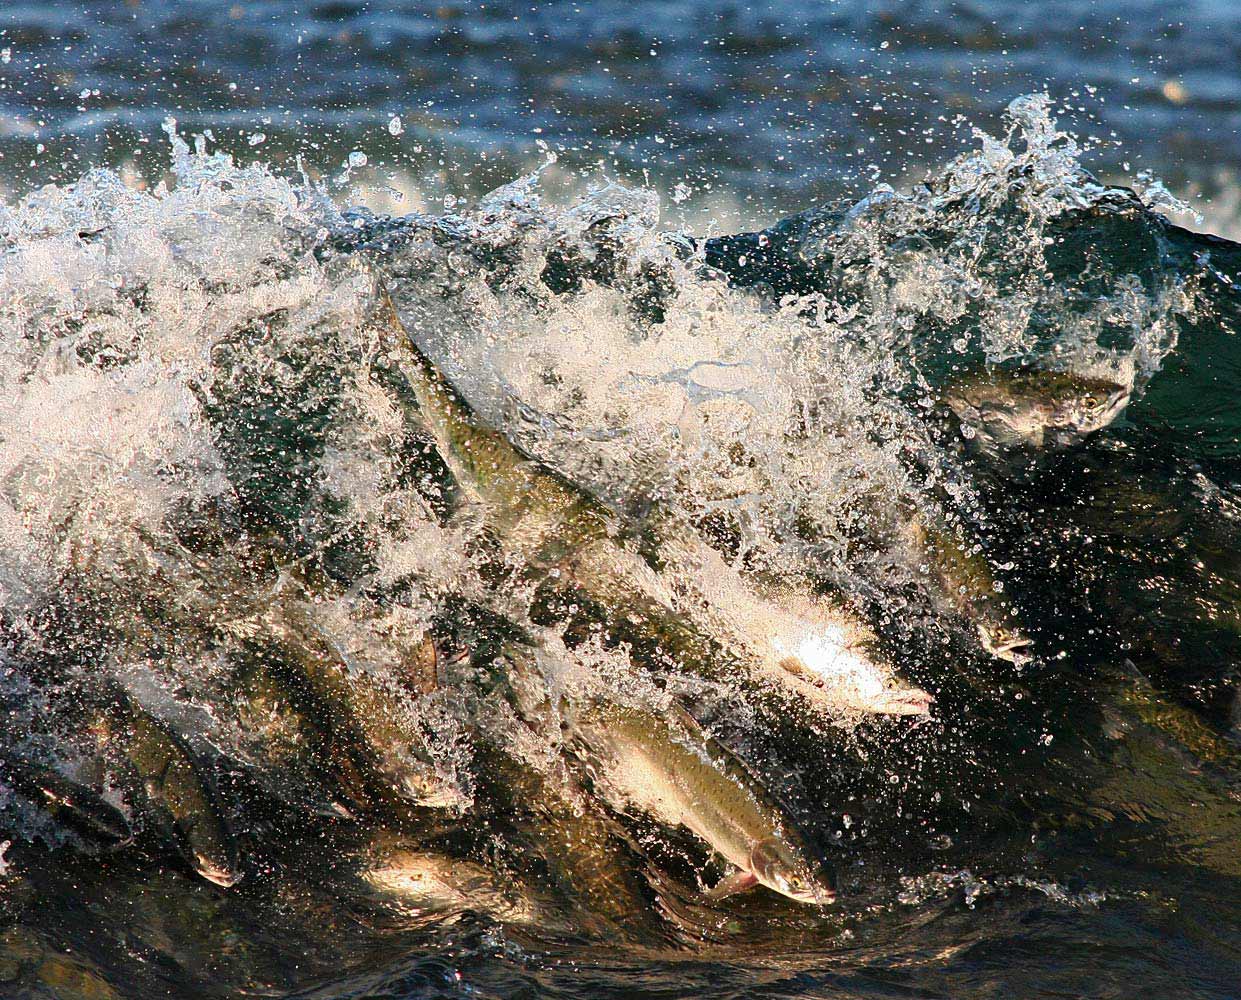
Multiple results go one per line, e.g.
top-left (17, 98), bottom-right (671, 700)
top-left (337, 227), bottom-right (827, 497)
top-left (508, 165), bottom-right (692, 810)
top-left (1121, 658), bottom-right (1155, 688)
top-left (668, 702), bottom-right (707, 739)
top-left (647, 867), bottom-right (741, 943)
top-left (703, 869), bottom-right (759, 900)
top-left (670, 706), bottom-right (779, 804)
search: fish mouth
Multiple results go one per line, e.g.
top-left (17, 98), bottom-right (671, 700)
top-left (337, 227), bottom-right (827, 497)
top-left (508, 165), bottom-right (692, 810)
top-left (763, 866), bottom-right (836, 906)
top-left (781, 665), bottom-right (934, 718)
top-left (1100, 392), bottom-right (1131, 425)
top-left (400, 775), bottom-right (465, 810)
top-left (327, 800), bottom-right (357, 821)
top-left (979, 625), bottom-right (1034, 665)
top-left (193, 855), bottom-right (243, 888)
top-left (867, 687), bottom-right (935, 717)
top-left (784, 884), bottom-right (836, 906)
top-left (759, 874), bottom-right (837, 907)
top-left (994, 639), bottom-right (1033, 665)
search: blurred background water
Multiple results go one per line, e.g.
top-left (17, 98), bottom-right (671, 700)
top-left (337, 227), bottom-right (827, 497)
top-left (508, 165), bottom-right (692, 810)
top-left (3, 0), bottom-right (1241, 229)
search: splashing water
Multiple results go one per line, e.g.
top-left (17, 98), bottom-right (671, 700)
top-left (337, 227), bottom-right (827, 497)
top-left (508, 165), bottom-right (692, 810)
top-left (0, 89), bottom-right (1197, 851)
top-left (1, 95), bottom-right (1240, 998)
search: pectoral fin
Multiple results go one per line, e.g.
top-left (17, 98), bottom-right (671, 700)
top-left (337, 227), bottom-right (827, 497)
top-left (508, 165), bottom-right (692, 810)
top-left (703, 869), bottom-right (759, 900)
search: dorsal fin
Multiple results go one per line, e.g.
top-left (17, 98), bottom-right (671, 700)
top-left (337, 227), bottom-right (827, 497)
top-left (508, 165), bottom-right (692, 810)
top-left (671, 698), bottom-right (822, 862)
top-left (668, 701), bottom-right (706, 740)
top-left (669, 700), bottom-right (768, 792)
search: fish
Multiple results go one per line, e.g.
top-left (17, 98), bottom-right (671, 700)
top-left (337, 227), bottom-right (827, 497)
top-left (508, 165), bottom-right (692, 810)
top-left (569, 700), bottom-right (835, 906)
top-left (1232, 684), bottom-right (1241, 743)
top-left (1085, 665), bottom-right (1241, 880)
top-left (1112, 661), bottom-right (1241, 772)
top-left (228, 655), bottom-right (363, 821)
top-left (225, 589), bottom-right (466, 814)
top-left (101, 694), bottom-right (242, 888)
top-left (907, 515), bottom-right (1033, 664)
top-left (461, 641), bottom-right (754, 941)
top-left (941, 366), bottom-right (1130, 458)
top-left (376, 287), bottom-right (932, 719)
top-left (118, 520), bottom-right (464, 816)
top-left (357, 838), bottom-right (559, 930)
top-left (623, 513), bottom-right (936, 714)
top-left (0, 925), bottom-right (123, 1000)
top-left (10, 839), bottom-right (375, 996)
top-left (0, 754), bottom-right (133, 849)
top-left (457, 642), bottom-right (703, 942)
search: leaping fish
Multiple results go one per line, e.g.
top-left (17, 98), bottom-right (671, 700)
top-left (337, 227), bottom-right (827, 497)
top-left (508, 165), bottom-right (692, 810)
top-left (569, 700), bottom-right (835, 906)
top-left (941, 366), bottom-right (1130, 459)
top-left (375, 286), bottom-right (932, 719)
top-left (98, 691), bottom-right (242, 888)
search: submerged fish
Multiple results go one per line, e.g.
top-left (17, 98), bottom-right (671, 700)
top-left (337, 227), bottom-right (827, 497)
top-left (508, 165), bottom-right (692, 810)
top-left (907, 516), bottom-right (1033, 664)
top-left (376, 288), bottom-right (932, 719)
top-left (228, 655), bottom-right (365, 821)
top-left (454, 642), bottom-right (701, 942)
top-left (117, 518), bottom-right (463, 818)
top-left (1112, 661), bottom-right (1241, 773)
top-left (941, 366), bottom-right (1130, 458)
top-left (358, 838), bottom-right (558, 929)
top-left (225, 590), bottom-right (465, 815)
top-left (1088, 671), bottom-right (1241, 880)
top-left (100, 694), bottom-right (242, 888)
top-left (0, 754), bottom-right (132, 849)
top-left (480, 744), bottom-right (678, 940)
top-left (0, 924), bottom-right (123, 1000)
top-left (570, 701), bottom-right (835, 906)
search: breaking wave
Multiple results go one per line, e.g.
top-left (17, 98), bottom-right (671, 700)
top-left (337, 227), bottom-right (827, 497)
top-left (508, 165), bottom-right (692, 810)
top-left (1, 95), bottom-right (1237, 998)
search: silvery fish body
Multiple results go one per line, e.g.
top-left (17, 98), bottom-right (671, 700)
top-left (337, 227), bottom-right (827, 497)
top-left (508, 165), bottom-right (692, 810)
top-left (375, 289), bottom-right (933, 719)
top-left (357, 839), bottom-right (561, 929)
top-left (941, 367), bottom-right (1130, 458)
top-left (569, 701), bottom-right (834, 906)
top-left (100, 693), bottom-right (242, 888)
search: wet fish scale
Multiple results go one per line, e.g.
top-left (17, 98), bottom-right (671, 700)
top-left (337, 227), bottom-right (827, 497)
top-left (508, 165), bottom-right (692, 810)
top-left (573, 703), bottom-right (833, 905)
top-left (377, 287), bottom-right (932, 719)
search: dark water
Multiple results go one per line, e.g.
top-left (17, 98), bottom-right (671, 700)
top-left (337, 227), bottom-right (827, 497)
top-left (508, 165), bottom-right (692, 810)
top-left (2, 4), bottom-right (1241, 1000)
